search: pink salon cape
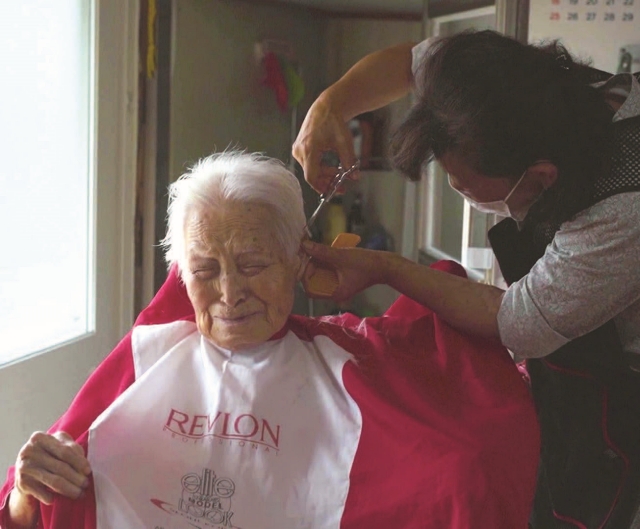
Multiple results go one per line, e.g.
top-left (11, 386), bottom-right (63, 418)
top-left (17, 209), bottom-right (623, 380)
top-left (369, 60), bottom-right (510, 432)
top-left (1, 261), bottom-right (540, 529)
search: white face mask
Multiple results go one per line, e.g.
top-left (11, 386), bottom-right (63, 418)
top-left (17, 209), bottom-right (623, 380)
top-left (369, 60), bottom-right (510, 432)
top-left (448, 169), bottom-right (536, 222)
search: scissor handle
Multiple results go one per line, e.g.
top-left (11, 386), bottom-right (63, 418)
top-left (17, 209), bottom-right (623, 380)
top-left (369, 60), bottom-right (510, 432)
top-left (305, 161), bottom-right (360, 237)
top-left (321, 161), bottom-right (360, 199)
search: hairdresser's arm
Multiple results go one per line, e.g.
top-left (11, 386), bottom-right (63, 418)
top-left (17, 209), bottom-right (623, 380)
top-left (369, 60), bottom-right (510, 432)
top-left (383, 253), bottom-right (504, 338)
top-left (292, 42), bottom-right (416, 194)
top-left (302, 241), bottom-right (503, 339)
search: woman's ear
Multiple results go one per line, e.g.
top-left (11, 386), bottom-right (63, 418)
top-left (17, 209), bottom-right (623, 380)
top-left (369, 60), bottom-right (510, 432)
top-left (294, 244), bottom-right (308, 282)
top-left (531, 161), bottom-right (558, 190)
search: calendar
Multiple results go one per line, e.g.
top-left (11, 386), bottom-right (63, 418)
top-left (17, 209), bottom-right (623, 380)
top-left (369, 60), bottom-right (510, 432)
top-left (529, 0), bottom-right (640, 73)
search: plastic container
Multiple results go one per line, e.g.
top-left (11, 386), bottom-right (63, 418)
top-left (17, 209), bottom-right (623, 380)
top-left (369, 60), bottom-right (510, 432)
top-left (322, 197), bottom-right (347, 246)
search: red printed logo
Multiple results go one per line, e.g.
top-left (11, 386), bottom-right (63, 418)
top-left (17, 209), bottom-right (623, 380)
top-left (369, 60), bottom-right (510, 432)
top-left (163, 408), bottom-right (281, 452)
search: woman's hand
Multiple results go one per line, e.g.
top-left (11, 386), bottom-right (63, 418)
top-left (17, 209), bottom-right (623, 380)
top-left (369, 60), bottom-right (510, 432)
top-left (301, 240), bottom-right (396, 301)
top-left (8, 431), bottom-right (91, 526)
top-left (292, 95), bottom-right (359, 195)
top-left (292, 42), bottom-right (415, 194)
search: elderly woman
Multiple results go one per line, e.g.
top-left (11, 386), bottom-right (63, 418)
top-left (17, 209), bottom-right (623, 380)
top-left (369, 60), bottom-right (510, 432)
top-left (1, 152), bottom-right (539, 529)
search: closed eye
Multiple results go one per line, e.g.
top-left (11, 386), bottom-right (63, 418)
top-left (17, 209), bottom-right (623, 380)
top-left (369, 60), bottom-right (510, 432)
top-left (240, 264), bottom-right (269, 276)
top-left (192, 266), bottom-right (219, 280)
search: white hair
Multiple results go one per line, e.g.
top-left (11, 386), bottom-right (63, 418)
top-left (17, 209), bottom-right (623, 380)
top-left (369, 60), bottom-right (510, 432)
top-left (162, 151), bottom-right (306, 274)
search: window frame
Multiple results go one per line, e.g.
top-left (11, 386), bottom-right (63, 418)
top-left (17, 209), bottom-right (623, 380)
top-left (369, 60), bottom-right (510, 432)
top-left (0, 0), bottom-right (138, 472)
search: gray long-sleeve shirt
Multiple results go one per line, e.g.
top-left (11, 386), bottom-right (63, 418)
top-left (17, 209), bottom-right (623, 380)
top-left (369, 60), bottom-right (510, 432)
top-left (498, 191), bottom-right (640, 359)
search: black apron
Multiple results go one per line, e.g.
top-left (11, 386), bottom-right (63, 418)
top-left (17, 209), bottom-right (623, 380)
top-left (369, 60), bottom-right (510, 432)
top-left (488, 72), bottom-right (640, 528)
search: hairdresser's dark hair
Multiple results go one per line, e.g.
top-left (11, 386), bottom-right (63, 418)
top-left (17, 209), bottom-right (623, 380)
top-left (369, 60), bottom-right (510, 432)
top-left (390, 30), bottom-right (615, 224)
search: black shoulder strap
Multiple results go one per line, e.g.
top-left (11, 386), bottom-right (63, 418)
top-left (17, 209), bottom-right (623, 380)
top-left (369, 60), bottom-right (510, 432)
top-left (574, 66), bottom-right (640, 85)
top-left (579, 65), bottom-right (614, 84)
top-left (594, 114), bottom-right (640, 203)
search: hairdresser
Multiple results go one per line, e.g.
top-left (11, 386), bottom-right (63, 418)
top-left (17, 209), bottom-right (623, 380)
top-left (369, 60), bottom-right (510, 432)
top-left (293, 30), bottom-right (640, 528)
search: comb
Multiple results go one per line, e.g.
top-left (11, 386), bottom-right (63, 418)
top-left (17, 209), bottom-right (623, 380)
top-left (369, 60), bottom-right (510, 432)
top-left (305, 232), bottom-right (361, 297)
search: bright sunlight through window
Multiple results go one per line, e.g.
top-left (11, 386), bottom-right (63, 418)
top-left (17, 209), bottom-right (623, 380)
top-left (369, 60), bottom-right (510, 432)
top-left (0, 0), bottom-right (93, 365)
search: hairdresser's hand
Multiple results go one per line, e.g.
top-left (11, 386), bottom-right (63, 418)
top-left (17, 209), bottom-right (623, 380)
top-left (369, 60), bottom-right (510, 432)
top-left (12, 431), bottom-right (91, 507)
top-left (292, 95), bottom-right (359, 195)
top-left (301, 240), bottom-right (397, 301)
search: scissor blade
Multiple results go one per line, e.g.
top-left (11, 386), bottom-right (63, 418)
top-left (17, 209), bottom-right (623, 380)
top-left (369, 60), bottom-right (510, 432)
top-left (303, 161), bottom-right (360, 238)
top-left (304, 199), bottom-right (326, 237)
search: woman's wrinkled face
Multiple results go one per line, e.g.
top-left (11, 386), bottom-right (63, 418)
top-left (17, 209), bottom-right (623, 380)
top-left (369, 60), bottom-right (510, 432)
top-left (183, 202), bottom-right (302, 351)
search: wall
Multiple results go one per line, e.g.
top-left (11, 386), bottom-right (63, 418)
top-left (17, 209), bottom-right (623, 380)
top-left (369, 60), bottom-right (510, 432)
top-left (170, 0), bottom-right (328, 179)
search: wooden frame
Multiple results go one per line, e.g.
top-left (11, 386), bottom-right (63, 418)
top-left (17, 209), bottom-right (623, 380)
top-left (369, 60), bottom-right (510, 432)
top-left (233, 0), bottom-right (423, 21)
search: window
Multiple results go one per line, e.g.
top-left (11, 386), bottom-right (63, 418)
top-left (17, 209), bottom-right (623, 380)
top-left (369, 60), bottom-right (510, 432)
top-left (0, 0), bottom-right (136, 472)
top-left (0, 1), bottom-right (94, 364)
top-left (416, 6), bottom-right (499, 284)
top-left (419, 162), bottom-right (496, 282)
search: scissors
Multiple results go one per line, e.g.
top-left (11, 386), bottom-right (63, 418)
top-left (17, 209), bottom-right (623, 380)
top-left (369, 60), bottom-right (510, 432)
top-left (304, 160), bottom-right (360, 238)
